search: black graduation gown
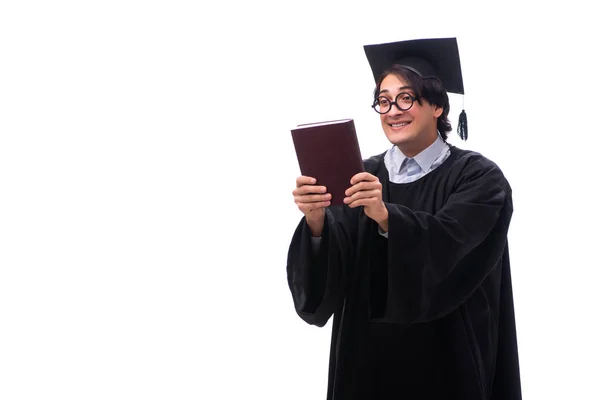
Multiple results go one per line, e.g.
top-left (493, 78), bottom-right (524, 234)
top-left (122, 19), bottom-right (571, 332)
top-left (287, 145), bottom-right (521, 399)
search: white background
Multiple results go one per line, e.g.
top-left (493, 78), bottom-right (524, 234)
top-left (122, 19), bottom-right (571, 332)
top-left (1, 1), bottom-right (599, 399)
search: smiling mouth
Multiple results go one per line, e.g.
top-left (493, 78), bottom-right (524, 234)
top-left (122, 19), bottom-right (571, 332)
top-left (389, 121), bottom-right (411, 128)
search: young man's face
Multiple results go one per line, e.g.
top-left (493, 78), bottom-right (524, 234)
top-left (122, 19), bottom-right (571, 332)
top-left (378, 74), bottom-right (442, 156)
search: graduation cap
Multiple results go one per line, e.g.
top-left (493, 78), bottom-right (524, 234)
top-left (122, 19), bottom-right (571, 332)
top-left (364, 37), bottom-right (468, 140)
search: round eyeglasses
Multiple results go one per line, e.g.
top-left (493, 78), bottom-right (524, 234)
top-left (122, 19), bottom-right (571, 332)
top-left (372, 92), bottom-right (416, 114)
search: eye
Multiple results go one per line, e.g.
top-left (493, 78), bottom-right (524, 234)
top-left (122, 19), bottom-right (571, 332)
top-left (377, 97), bottom-right (390, 106)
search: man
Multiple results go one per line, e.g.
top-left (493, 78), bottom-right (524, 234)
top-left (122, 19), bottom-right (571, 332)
top-left (287, 37), bottom-right (521, 399)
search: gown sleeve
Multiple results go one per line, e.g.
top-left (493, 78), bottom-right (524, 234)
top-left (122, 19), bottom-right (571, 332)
top-left (376, 157), bottom-right (513, 324)
top-left (286, 206), bottom-right (358, 327)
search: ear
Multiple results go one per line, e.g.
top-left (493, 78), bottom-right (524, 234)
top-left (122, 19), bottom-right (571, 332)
top-left (433, 105), bottom-right (443, 118)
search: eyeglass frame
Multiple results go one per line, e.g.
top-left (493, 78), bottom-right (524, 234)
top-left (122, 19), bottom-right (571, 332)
top-left (371, 92), bottom-right (417, 114)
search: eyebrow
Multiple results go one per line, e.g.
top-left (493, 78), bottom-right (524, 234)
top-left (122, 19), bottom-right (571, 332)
top-left (379, 85), bottom-right (414, 95)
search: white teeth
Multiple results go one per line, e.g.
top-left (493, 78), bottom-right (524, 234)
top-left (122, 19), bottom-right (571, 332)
top-left (391, 122), bottom-right (409, 127)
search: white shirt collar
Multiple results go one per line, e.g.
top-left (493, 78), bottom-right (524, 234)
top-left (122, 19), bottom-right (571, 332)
top-left (390, 134), bottom-right (446, 173)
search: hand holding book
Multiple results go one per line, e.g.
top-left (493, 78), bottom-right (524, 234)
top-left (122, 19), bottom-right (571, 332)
top-left (292, 176), bottom-right (329, 237)
top-left (344, 172), bottom-right (389, 232)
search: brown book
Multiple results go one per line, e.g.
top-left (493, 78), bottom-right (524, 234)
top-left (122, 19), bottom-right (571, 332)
top-left (291, 118), bottom-right (364, 206)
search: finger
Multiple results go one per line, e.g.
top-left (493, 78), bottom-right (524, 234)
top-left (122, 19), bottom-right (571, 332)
top-left (295, 193), bottom-right (332, 204)
top-left (343, 189), bottom-right (381, 204)
top-left (345, 197), bottom-right (379, 208)
top-left (298, 201), bottom-right (331, 213)
top-left (296, 176), bottom-right (317, 187)
top-left (345, 181), bottom-right (382, 197)
top-left (293, 185), bottom-right (327, 196)
top-left (350, 172), bottom-right (377, 185)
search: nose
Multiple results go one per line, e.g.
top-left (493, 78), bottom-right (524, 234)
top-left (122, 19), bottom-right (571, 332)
top-left (388, 102), bottom-right (404, 115)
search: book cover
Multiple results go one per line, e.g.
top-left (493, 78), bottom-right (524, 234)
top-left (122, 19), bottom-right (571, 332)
top-left (291, 118), bottom-right (364, 206)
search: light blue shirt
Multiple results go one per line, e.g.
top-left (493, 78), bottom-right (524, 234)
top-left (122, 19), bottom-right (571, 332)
top-left (384, 135), bottom-right (450, 184)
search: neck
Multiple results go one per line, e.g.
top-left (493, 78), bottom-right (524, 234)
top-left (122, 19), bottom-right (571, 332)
top-left (398, 131), bottom-right (438, 158)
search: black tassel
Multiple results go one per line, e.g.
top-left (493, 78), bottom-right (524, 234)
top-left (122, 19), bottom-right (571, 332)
top-left (457, 109), bottom-right (468, 141)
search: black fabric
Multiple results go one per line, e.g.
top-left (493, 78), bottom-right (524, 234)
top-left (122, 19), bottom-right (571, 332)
top-left (287, 146), bottom-right (521, 400)
top-left (364, 37), bottom-right (464, 94)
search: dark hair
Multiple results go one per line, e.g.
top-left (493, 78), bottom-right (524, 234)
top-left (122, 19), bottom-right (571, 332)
top-left (373, 65), bottom-right (452, 141)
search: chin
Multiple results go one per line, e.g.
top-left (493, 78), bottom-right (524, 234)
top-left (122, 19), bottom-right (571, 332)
top-left (384, 129), bottom-right (416, 147)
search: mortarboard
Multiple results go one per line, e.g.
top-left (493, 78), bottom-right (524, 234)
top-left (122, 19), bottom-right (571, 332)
top-left (363, 37), bottom-right (468, 140)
